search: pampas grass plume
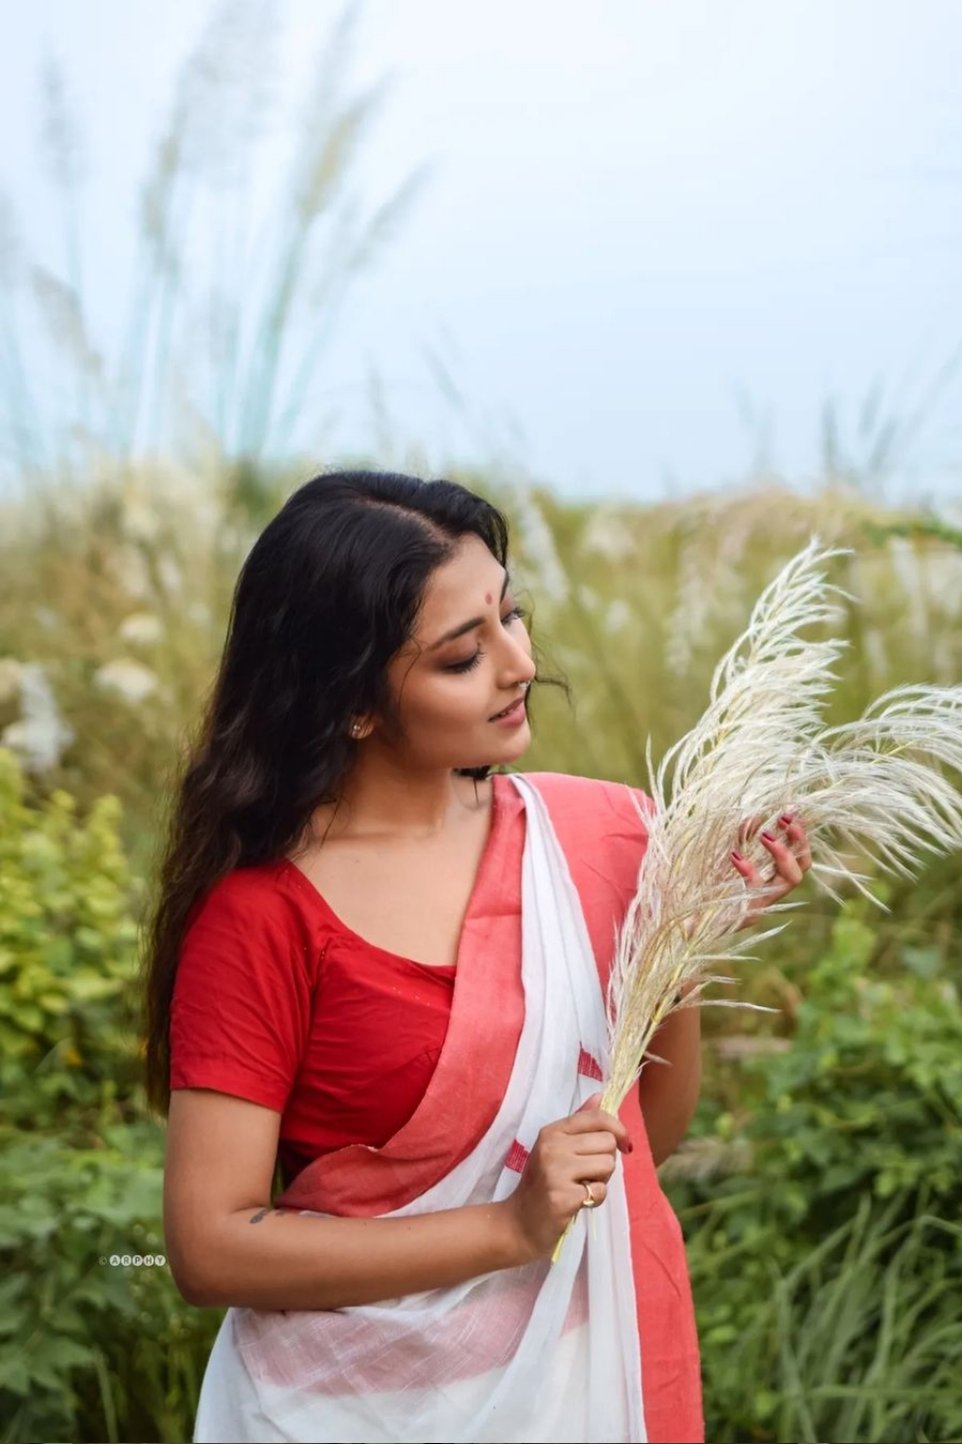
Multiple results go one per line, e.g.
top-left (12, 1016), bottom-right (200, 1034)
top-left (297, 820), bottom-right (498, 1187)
top-left (602, 537), bottom-right (962, 1117)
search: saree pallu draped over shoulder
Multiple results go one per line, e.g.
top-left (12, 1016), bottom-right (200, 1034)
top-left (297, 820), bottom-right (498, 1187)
top-left (192, 773), bottom-right (703, 1444)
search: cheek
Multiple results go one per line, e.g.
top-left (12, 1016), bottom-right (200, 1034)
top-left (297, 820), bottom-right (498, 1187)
top-left (425, 674), bottom-right (488, 723)
top-left (440, 676), bottom-right (484, 712)
top-left (386, 666), bottom-right (464, 730)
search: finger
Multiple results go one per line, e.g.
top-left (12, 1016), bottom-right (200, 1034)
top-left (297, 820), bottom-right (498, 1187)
top-left (563, 1109), bottom-right (632, 1152)
top-left (760, 831), bottom-right (804, 887)
top-left (565, 1109), bottom-right (631, 1150)
top-left (570, 1154), bottom-right (617, 1183)
top-left (570, 1129), bottom-right (623, 1157)
top-left (571, 1178), bottom-right (609, 1210)
top-left (730, 850), bottom-right (765, 888)
top-left (778, 813), bottom-right (812, 871)
top-left (731, 851), bottom-right (787, 929)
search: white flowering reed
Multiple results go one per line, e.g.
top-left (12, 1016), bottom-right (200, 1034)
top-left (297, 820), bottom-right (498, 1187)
top-left (1, 662), bottom-right (75, 773)
top-left (601, 536), bottom-right (962, 1117)
top-left (93, 658), bottom-right (159, 705)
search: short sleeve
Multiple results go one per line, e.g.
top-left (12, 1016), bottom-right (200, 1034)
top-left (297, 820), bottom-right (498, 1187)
top-left (170, 874), bottom-right (313, 1111)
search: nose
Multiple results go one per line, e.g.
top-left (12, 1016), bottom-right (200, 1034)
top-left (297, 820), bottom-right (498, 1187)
top-left (507, 642), bottom-right (536, 688)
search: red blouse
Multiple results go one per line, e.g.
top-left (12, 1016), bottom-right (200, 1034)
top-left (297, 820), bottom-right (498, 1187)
top-left (171, 871), bottom-right (463, 1191)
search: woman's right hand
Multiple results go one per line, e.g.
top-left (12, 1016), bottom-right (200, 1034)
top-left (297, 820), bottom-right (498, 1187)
top-left (502, 1092), bottom-right (633, 1261)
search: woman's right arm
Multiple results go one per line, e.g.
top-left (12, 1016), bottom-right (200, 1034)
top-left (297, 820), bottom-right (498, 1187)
top-left (164, 1088), bottom-right (630, 1310)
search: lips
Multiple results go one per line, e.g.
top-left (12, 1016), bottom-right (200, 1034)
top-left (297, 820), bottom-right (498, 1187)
top-left (490, 697), bottom-right (525, 720)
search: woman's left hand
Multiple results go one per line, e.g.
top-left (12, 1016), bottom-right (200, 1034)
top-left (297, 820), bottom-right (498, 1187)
top-left (730, 813), bottom-right (812, 927)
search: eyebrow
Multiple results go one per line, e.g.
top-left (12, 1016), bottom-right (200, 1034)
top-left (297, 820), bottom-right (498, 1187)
top-left (426, 568), bottom-right (511, 651)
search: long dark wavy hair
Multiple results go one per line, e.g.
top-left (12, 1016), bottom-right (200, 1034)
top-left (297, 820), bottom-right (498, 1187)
top-left (140, 468), bottom-right (568, 1117)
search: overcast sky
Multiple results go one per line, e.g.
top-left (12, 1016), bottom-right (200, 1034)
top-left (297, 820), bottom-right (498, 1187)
top-left (3, 0), bottom-right (962, 505)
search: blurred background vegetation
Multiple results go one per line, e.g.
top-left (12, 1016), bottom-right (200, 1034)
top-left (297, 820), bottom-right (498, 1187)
top-left (1, 5), bottom-right (959, 1443)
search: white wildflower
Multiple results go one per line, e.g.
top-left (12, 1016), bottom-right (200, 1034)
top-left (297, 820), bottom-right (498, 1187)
top-left (119, 612), bottom-right (164, 646)
top-left (121, 487), bottom-right (161, 543)
top-left (157, 554), bottom-right (183, 598)
top-left (107, 543), bottom-right (152, 600)
top-left (187, 601), bottom-right (211, 628)
top-left (94, 659), bottom-right (158, 704)
top-left (605, 599), bottom-right (631, 635)
top-left (1, 662), bottom-right (75, 772)
top-left (581, 506), bottom-right (636, 564)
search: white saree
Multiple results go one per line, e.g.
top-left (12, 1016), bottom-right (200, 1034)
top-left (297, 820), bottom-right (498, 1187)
top-left (193, 772), bottom-right (647, 1444)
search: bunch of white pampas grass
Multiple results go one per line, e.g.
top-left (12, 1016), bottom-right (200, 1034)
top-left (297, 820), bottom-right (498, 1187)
top-left (601, 537), bottom-right (962, 1118)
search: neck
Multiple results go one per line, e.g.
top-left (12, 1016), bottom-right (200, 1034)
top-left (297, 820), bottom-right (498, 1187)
top-left (320, 754), bottom-right (491, 842)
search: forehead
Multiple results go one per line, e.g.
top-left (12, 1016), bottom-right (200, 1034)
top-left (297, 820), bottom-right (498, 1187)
top-left (418, 536), bottom-right (504, 617)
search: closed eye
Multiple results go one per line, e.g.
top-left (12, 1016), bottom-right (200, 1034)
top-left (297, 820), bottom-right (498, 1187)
top-left (444, 607), bottom-right (528, 673)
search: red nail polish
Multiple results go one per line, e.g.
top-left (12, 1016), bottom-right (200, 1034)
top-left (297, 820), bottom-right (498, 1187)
top-left (731, 849), bottom-right (744, 863)
top-left (779, 813), bottom-right (793, 826)
top-left (761, 831), bottom-right (775, 842)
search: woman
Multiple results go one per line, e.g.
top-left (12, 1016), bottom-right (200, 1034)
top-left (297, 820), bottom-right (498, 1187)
top-left (142, 470), bottom-right (810, 1443)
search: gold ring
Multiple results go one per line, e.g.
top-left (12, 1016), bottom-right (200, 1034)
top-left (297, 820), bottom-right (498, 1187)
top-left (581, 1181), bottom-right (598, 1209)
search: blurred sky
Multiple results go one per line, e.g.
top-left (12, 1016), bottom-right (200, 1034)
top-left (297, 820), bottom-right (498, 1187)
top-left (3, 0), bottom-right (962, 504)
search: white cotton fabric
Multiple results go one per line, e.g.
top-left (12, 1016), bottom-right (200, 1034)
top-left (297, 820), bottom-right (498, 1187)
top-left (193, 772), bottom-right (647, 1444)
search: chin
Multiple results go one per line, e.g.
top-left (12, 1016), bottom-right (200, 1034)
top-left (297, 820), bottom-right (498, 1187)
top-left (494, 729), bottom-right (532, 759)
top-left (455, 718), bottom-right (531, 763)
top-left (458, 738), bottom-right (531, 771)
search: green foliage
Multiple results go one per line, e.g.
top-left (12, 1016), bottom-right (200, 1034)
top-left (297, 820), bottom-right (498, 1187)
top-left (664, 899), bottom-right (962, 1443)
top-left (0, 745), bottom-right (144, 1128)
top-left (0, 747), bottom-right (214, 1444)
top-left (755, 917), bottom-right (962, 1211)
top-left (0, 1130), bottom-right (213, 1444)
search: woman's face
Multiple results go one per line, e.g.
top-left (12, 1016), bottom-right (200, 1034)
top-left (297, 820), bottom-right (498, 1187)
top-left (383, 534), bottom-right (537, 769)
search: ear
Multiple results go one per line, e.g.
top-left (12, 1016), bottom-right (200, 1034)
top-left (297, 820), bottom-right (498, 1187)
top-left (349, 715), bottom-right (375, 741)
